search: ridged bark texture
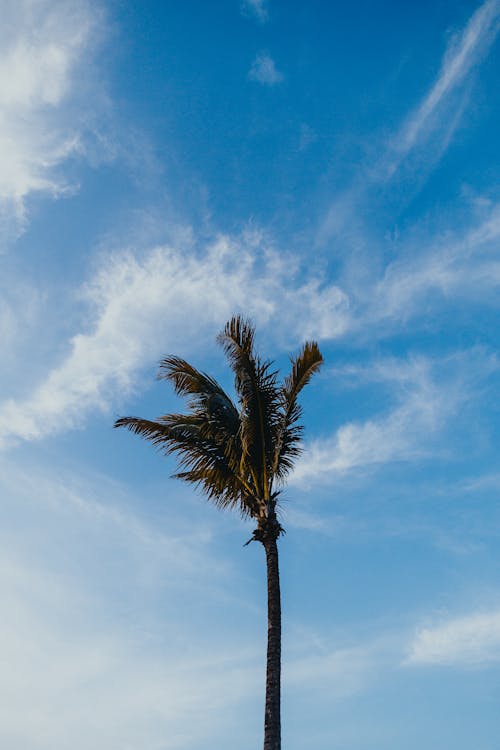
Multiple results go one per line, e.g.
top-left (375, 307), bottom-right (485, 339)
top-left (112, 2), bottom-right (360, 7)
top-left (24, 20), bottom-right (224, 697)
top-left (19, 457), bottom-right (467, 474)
top-left (263, 537), bottom-right (281, 750)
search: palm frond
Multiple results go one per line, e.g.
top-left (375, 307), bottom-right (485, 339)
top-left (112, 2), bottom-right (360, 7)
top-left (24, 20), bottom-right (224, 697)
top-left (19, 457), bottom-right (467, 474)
top-left (158, 355), bottom-right (220, 395)
top-left (114, 411), bottom-right (258, 516)
top-left (115, 318), bottom-right (323, 526)
top-left (217, 315), bottom-right (281, 500)
top-left (216, 315), bottom-right (255, 367)
top-left (272, 341), bottom-right (323, 481)
top-left (158, 356), bottom-right (239, 417)
top-left (283, 342), bottom-right (324, 403)
top-left (113, 416), bottom-right (171, 447)
top-left (173, 466), bottom-right (259, 516)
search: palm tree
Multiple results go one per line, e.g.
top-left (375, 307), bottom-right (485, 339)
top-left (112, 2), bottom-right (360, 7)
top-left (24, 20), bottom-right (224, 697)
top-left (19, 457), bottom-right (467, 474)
top-left (114, 315), bottom-right (323, 750)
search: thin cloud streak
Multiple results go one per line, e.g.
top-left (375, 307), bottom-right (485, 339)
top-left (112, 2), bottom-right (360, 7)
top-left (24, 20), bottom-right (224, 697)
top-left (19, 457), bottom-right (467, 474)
top-left (292, 350), bottom-right (497, 484)
top-left (320, 200), bottom-right (500, 339)
top-left (292, 357), bottom-right (445, 483)
top-left (406, 609), bottom-right (500, 666)
top-left (0, 454), bottom-right (222, 579)
top-left (394, 0), bottom-right (500, 160)
top-left (318, 0), bottom-right (500, 243)
top-left (364, 203), bottom-right (500, 330)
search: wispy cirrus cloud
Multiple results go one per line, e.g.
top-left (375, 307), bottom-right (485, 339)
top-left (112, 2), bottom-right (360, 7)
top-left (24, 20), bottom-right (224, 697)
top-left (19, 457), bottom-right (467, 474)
top-left (406, 609), bottom-right (500, 666)
top-left (248, 52), bottom-right (283, 85)
top-left (318, 0), bottom-right (500, 244)
top-left (319, 199), bottom-right (500, 341)
top-left (362, 202), bottom-right (500, 332)
top-left (292, 356), bottom-right (445, 483)
top-left (0, 231), bottom-right (348, 447)
top-left (391, 0), bottom-right (500, 168)
top-left (0, 0), bottom-right (105, 244)
top-left (292, 350), bottom-right (497, 484)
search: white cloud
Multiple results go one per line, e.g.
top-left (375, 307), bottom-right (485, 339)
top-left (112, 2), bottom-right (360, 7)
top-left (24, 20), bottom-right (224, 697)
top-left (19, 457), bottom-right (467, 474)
top-left (0, 232), bottom-right (348, 447)
top-left (317, 1), bottom-right (500, 243)
top-left (406, 609), bottom-right (500, 666)
top-left (367, 203), bottom-right (500, 329)
top-left (0, 0), bottom-right (103, 242)
top-left (319, 200), bottom-right (500, 336)
top-left (283, 624), bottom-right (401, 706)
top-left (292, 351), bottom-right (492, 484)
top-left (286, 644), bottom-right (379, 699)
top-left (393, 0), bottom-right (500, 161)
top-left (281, 506), bottom-right (337, 533)
top-left (241, 0), bottom-right (269, 23)
top-left (292, 357), bottom-right (442, 482)
top-left (248, 52), bottom-right (284, 86)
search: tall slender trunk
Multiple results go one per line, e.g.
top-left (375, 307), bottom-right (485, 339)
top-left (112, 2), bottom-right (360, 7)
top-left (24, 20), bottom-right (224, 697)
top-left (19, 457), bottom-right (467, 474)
top-left (263, 537), bottom-right (281, 750)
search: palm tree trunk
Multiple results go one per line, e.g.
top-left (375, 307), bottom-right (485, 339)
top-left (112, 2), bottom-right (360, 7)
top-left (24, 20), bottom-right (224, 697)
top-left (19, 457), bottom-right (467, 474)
top-left (263, 536), bottom-right (281, 750)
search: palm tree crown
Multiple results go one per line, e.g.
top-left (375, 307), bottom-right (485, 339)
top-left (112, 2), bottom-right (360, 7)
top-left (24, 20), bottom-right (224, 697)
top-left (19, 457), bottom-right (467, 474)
top-left (114, 315), bottom-right (323, 540)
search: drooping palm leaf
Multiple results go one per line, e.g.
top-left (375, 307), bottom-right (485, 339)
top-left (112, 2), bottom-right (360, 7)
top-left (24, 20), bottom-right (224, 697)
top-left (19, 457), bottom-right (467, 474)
top-left (159, 356), bottom-right (239, 421)
top-left (113, 416), bottom-right (172, 447)
top-left (115, 414), bottom-right (257, 515)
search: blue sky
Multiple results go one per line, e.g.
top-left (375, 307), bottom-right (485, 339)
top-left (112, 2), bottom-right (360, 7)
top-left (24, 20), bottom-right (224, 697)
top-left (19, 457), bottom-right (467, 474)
top-left (1, 0), bottom-right (500, 747)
